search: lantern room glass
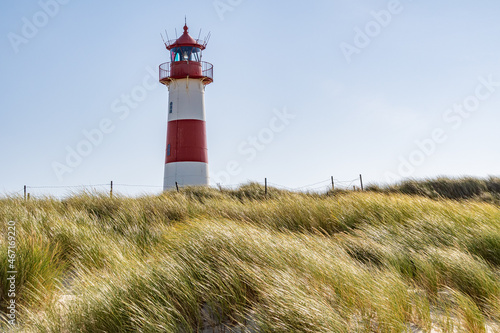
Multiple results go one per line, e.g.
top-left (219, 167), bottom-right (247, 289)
top-left (170, 47), bottom-right (201, 62)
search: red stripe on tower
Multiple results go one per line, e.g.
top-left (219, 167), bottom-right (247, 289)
top-left (165, 120), bottom-right (208, 164)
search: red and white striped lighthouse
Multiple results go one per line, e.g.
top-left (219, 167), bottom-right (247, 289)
top-left (159, 24), bottom-right (213, 190)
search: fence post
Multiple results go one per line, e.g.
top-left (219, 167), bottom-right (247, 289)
top-left (264, 178), bottom-right (268, 198)
top-left (175, 182), bottom-right (179, 192)
top-left (359, 174), bottom-right (364, 191)
top-left (24, 185), bottom-right (27, 200)
top-left (331, 177), bottom-right (334, 191)
top-left (110, 181), bottom-right (113, 198)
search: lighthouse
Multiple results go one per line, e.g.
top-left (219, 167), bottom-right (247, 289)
top-left (159, 24), bottom-right (213, 190)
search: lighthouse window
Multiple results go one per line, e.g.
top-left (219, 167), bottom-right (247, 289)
top-left (171, 49), bottom-right (180, 62)
top-left (167, 144), bottom-right (171, 156)
top-left (169, 102), bottom-right (173, 113)
top-left (190, 47), bottom-right (201, 61)
top-left (170, 47), bottom-right (201, 62)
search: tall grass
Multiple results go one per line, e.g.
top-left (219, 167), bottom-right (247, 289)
top-left (0, 183), bottom-right (499, 332)
top-left (368, 176), bottom-right (500, 203)
top-left (0, 233), bottom-right (64, 315)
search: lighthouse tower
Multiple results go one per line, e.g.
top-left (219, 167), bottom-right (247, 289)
top-left (159, 24), bottom-right (213, 190)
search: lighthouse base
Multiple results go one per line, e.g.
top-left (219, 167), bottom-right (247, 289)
top-left (163, 162), bottom-right (209, 190)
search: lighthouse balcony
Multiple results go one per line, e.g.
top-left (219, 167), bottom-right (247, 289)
top-left (159, 61), bottom-right (213, 85)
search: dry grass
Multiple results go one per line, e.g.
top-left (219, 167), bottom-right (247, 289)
top-left (0, 182), bottom-right (499, 332)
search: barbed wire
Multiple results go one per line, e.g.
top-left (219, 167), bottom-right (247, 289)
top-left (333, 178), bottom-right (359, 184)
top-left (267, 182), bottom-right (296, 191)
top-left (291, 179), bottom-right (331, 190)
top-left (10, 176), bottom-right (363, 197)
top-left (113, 184), bottom-right (163, 188)
top-left (27, 184), bottom-right (109, 189)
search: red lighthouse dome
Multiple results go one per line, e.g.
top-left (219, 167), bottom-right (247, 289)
top-left (167, 25), bottom-right (206, 50)
top-left (159, 24), bottom-right (213, 85)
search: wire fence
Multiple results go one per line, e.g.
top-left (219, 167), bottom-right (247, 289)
top-left (9, 175), bottom-right (365, 199)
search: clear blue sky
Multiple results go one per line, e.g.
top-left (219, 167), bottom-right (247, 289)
top-left (1, 0), bottom-right (500, 196)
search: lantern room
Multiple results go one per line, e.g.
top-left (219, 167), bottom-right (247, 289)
top-left (170, 46), bottom-right (202, 62)
top-left (159, 24), bottom-right (213, 85)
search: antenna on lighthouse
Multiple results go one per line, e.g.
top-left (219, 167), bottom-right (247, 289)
top-left (175, 28), bottom-right (178, 39)
top-left (203, 32), bottom-right (212, 47)
top-left (197, 28), bottom-right (202, 42)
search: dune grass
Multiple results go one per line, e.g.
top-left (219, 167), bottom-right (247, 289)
top-left (0, 181), bottom-right (499, 332)
top-left (367, 176), bottom-right (500, 204)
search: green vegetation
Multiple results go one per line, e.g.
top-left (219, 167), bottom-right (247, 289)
top-left (0, 180), bottom-right (499, 332)
top-left (367, 176), bottom-right (500, 203)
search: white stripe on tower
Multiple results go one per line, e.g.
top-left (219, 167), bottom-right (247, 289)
top-left (168, 80), bottom-right (206, 121)
top-left (164, 162), bottom-right (209, 189)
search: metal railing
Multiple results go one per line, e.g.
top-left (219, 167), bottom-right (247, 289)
top-left (159, 61), bottom-right (213, 83)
